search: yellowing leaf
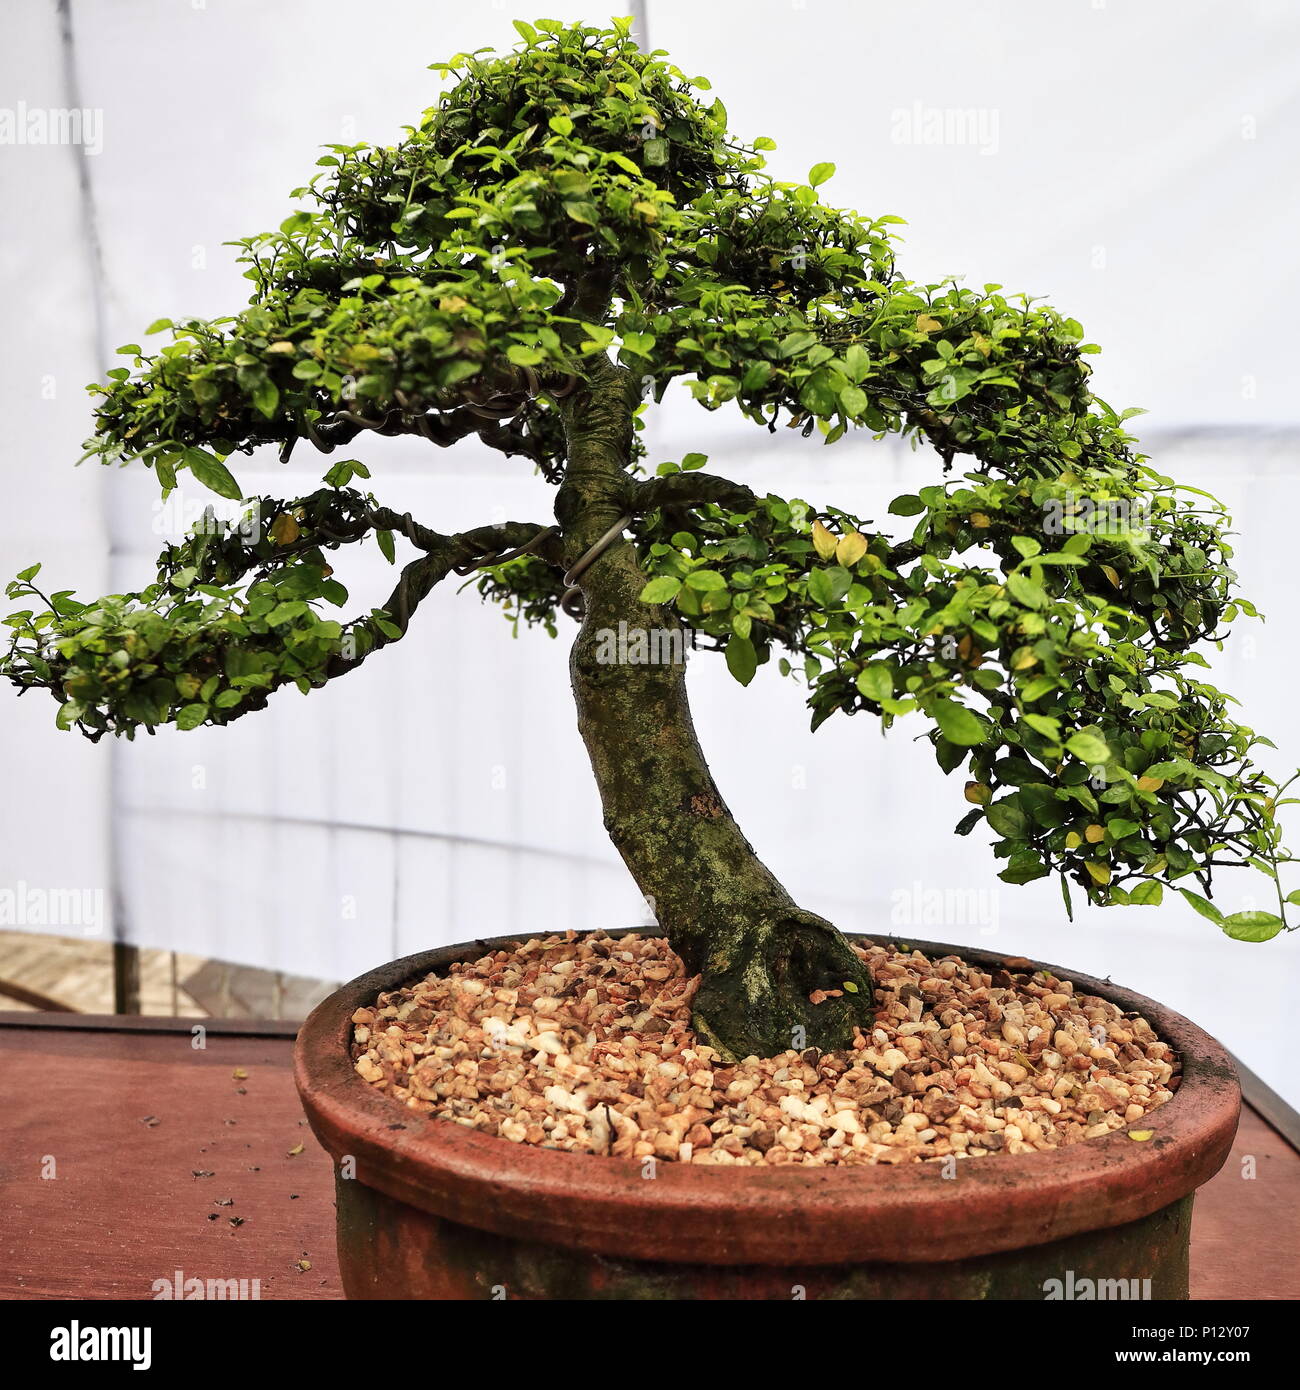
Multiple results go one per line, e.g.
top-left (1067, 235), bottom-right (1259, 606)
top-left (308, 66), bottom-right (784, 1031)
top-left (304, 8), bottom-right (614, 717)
top-left (266, 340), bottom-right (296, 354)
top-left (915, 313), bottom-right (942, 334)
top-left (836, 530), bottom-right (868, 567)
top-left (964, 781), bottom-right (991, 805)
top-left (288, 1143), bottom-right (304, 1156)
top-left (1101, 564), bottom-right (1121, 589)
top-left (1127, 1130), bottom-right (1154, 1142)
top-left (269, 513), bottom-right (300, 546)
top-left (1137, 775), bottom-right (1165, 792)
top-left (811, 519), bottom-right (838, 561)
top-left (1085, 861), bottom-right (1112, 886)
top-left (969, 512), bottom-right (991, 528)
top-left (1084, 823), bottom-right (1105, 843)
top-left (231, 1067), bottom-right (248, 1080)
top-left (1065, 831), bottom-right (1082, 849)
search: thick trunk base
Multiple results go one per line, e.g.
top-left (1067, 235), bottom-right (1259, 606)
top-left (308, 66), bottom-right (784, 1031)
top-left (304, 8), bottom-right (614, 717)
top-left (688, 911), bottom-right (875, 1060)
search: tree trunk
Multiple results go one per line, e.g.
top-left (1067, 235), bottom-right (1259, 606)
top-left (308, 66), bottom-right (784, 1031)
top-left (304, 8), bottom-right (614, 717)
top-left (554, 362), bottom-right (874, 1060)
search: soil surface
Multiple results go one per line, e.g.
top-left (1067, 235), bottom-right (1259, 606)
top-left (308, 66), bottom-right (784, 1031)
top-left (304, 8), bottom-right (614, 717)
top-left (349, 932), bottom-right (1179, 1166)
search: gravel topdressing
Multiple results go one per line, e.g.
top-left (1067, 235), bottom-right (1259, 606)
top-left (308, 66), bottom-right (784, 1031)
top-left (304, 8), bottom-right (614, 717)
top-left (350, 931), bottom-right (1179, 1166)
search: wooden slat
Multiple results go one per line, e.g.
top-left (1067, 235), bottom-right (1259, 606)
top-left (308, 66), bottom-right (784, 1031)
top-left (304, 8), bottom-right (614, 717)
top-left (0, 1012), bottom-right (300, 1038)
top-left (0, 1018), bottom-right (338, 1300)
top-left (1189, 1105), bottom-right (1300, 1300)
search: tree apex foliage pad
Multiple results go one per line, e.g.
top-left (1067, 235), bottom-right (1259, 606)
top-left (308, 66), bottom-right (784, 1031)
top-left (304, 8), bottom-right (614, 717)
top-left (3, 18), bottom-right (1296, 936)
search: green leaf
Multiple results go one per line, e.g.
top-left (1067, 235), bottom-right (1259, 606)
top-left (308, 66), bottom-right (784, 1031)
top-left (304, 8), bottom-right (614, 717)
top-left (252, 377), bottom-right (280, 419)
top-left (1128, 881), bottom-right (1164, 906)
top-left (725, 635), bottom-right (757, 686)
top-left (806, 568), bottom-right (834, 607)
top-left (506, 343), bottom-right (546, 366)
top-left (933, 699), bottom-right (986, 746)
top-left (999, 850), bottom-right (1049, 884)
top-left (376, 530), bottom-right (396, 565)
top-left (855, 663), bottom-right (892, 704)
top-left (639, 576), bottom-right (682, 604)
top-left (684, 569), bottom-right (726, 592)
top-left (267, 601), bottom-right (308, 625)
top-left (620, 331), bottom-right (657, 357)
top-left (986, 799), bottom-right (1027, 839)
top-left (175, 703), bottom-right (208, 731)
top-left (55, 700), bottom-right (84, 731)
top-left (1067, 732), bottom-right (1111, 764)
top-left (843, 343), bottom-right (870, 383)
top-left (1020, 676), bottom-right (1057, 702)
top-left (889, 494), bottom-right (925, 517)
top-left (1006, 572), bottom-right (1048, 609)
top-left (1178, 888), bottom-right (1224, 926)
top-left (183, 450), bottom-right (242, 501)
top-left (1220, 911), bottom-right (1285, 942)
top-left (808, 161), bottom-right (836, 187)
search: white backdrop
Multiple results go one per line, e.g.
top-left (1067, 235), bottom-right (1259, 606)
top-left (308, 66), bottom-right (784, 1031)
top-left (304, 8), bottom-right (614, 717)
top-left (3, 0), bottom-right (1299, 1102)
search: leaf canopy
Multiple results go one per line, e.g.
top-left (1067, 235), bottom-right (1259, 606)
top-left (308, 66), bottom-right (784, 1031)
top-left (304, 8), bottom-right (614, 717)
top-left (3, 18), bottom-right (1296, 936)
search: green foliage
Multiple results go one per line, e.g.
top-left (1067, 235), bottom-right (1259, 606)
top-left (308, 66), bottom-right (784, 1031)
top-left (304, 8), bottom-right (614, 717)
top-left (1, 17), bottom-right (1293, 937)
top-left (80, 18), bottom-right (751, 490)
top-left (2, 490), bottom-right (397, 740)
top-left (626, 474), bottom-right (1296, 928)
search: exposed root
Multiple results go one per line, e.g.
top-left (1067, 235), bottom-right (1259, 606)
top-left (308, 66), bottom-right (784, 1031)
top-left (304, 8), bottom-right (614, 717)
top-left (688, 912), bottom-right (875, 1060)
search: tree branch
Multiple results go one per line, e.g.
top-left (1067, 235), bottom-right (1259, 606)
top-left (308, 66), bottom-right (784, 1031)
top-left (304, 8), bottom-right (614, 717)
top-left (326, 520), bottom-right (562, 678)
top-left (629, 472), bottom-right (757, 515)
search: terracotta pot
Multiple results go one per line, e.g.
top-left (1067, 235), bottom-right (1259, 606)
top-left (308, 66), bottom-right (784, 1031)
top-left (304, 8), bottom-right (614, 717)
top-left (294, 931), bottom-right (1239, 1300)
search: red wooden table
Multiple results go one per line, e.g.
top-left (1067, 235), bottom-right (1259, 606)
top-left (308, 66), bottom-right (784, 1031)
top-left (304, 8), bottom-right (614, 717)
top-left (1, 1013), bottom-right (1296, 1300)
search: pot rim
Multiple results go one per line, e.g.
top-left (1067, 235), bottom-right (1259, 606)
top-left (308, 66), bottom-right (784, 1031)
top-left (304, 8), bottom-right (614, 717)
top-left (294, 930), bottom-right (1240, 1267)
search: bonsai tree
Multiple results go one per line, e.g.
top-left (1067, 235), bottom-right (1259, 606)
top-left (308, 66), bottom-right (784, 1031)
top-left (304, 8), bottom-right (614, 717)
top-left (5, 18), bottom-right (1296, 1059)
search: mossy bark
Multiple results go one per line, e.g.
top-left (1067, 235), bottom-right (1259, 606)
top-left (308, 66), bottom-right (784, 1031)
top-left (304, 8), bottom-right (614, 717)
top-left (555, 361), bottom-right (873, 1060)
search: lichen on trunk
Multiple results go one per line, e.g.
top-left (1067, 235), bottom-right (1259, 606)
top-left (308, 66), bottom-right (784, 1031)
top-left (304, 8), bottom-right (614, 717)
top-left (554, 360), bottom-right (874, 1060)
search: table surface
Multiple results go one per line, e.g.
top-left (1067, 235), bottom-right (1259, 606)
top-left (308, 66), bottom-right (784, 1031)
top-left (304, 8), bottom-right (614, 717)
top-left (1, 1013), bottom-right (1296, 1300)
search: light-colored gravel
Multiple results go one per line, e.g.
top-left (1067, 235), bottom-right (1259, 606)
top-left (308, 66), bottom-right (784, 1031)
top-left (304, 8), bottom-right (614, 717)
top-left (350, 931), bottom-right (1178, 1166)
